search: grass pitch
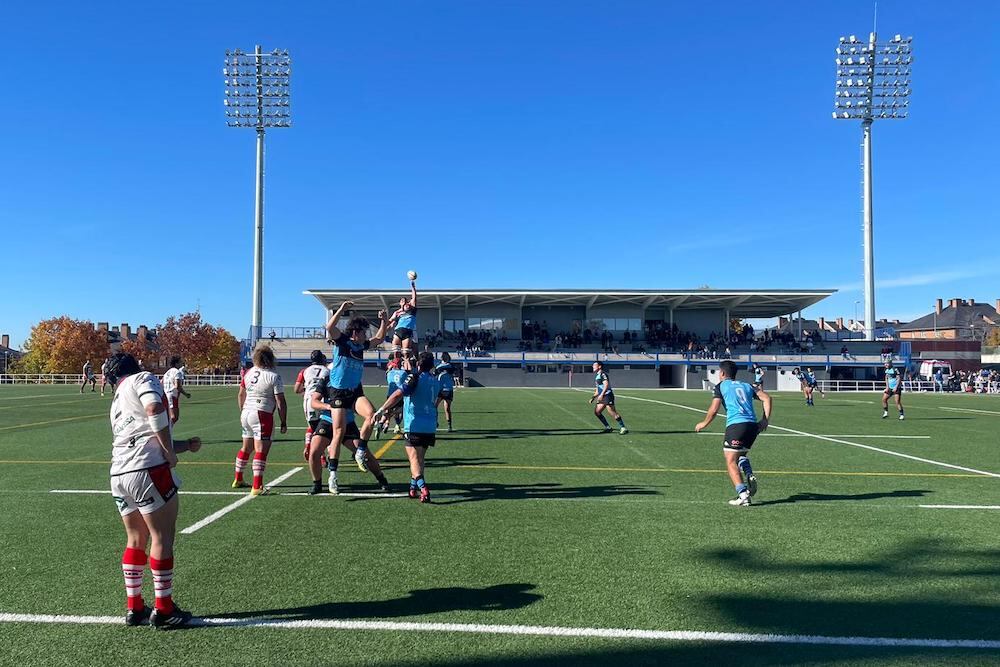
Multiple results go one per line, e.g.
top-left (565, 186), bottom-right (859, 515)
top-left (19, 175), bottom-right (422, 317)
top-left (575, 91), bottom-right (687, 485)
top-left (0, 384), bottom-right (998, 666)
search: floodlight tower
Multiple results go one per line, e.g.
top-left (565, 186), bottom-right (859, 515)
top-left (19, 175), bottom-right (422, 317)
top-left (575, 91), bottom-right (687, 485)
top-left (833, 32), bottom-right (912, 341)
top-left (224, 46), bottom-right (292, 342)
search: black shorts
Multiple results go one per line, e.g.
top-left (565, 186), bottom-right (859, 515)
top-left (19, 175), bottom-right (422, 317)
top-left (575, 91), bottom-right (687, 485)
top-left (808, 381), bottom-right (818, 389)
top-left (723, 422), bottom-right (759, 452)
top-left (438, 390), bottom-right (454, 401)
top-left (394, 327), bottom-right (414, 342)
top-left (596, 392), bottom-right (615, 406)
top-left (329, 386), bottom-right (364, 410)
top-left (344, 420), bottom-right (361, 440)
top-left (406, 432), bottom-right (436, 448)
top-left (309, 419), bottom-right (334, 440)
top-left (884, 385), bottom-right (903, 396)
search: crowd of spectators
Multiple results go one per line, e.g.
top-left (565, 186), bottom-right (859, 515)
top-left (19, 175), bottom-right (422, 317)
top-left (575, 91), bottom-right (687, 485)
top-left (937, 368), bottom-right (1000, 394)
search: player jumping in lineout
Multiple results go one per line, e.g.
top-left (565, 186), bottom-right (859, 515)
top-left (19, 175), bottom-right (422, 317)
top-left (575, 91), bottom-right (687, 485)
top-left (881, 360), bottom-right (905, 420)
top-left (695, 360), bottom-right (773, 507)
top-left (389, 278), bottom-right (418, 355)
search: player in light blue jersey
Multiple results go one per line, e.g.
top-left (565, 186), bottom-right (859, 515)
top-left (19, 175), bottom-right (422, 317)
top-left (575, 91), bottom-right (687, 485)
top-left (374, 351), bottom-right (440, 503)
top-left (792, 367), bottom-right (824, 406)
top-left (589, 361), bottom-right (628, 434)
top-left (390, 279), bottom-right (418, 354)
top-left (374, 351), bottom-right (405, 439)
top-left (435, 351), bottom-right (456, 432)
top-left (695, 360), bottom-right (773, 506)
top-left (752, 364), bottom-right (765, 388)
top-left (325, 301), bottom-right (390, 473)
top-left (881, 361), bottom-right (905, 420)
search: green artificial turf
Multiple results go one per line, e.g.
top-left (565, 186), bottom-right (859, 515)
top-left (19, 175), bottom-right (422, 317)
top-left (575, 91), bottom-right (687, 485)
top-left (0, 385), bottom-right (998, 666)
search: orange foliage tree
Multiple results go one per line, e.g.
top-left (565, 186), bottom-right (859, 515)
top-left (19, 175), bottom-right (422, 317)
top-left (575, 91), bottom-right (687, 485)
top-left (119, 329), bottom-right (158, 370)
top-left (17, 317), bottom-right (111, 373)
top-left (156, 312), bottom-right (241, 372)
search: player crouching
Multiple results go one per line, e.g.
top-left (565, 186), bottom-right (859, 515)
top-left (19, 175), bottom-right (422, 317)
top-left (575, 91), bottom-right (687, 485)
top-left (106, 352), bottom-right (201, 629)
top-left (695, 360), bottom-right (773, 507)
top-left (373, 351), bottom-right (440, 503)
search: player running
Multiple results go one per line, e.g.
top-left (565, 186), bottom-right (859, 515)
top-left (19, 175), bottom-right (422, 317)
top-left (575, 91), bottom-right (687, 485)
top-left (81, 359), bottom-right (97, 393)
top-left (162, 357), bottom-right (191, 424)
top-left (695, 360), bottom-right (773, 507)
top-left (752, 364), bottom-right (765, 388)
top-left (589, 361), bottom-right (628, 434)
top-left (389, 279), bottom-right (418, 354)
top-left (294, 350), bottom-right (329, 454)
top-left (882, 361), bottom-right (905, 420)
top-left (435, 351), bottom-right (456, 432)
top-left (106, 352), bottom-right (201, 629)
top-left (325, 301), bottom-right (391, 472)
top-left (233, 346), bottom-right (288, 494)
top-left (375, 351), bottom-right (441, 503)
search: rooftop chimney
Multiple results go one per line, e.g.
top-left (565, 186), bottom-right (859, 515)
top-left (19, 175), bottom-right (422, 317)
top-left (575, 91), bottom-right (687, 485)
top-left (97, 322), bottom-right (109, 332)
top-left (949, 299), bottom-right (960, 309)
top-left (968, 297), bottom-right (976, 307)
top-left (121, 323), bottom-right (131, 339)
top-left (935, 299), bottom-right (943, 315)
top-left (138, 325), bottom-right (148, 338)
top-left (996, 299), bottom-right (1000, 313)
top-left (818, 317), bottom-right (826, 329)
top-left (1, 334), bottom-right (9, 349)
top-left (836, 317), bottom-right (844, 329)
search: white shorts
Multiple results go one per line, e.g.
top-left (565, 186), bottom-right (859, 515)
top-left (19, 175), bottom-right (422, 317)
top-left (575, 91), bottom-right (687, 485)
top-left (111, 465), bottom-right (180, 517)
top-left (167, 393), bottom-right (179, 410)
top-left (241, 408), bottom-right (275, 440)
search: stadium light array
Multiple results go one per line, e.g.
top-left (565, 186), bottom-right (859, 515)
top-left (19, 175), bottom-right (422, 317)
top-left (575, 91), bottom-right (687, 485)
top-left (224, 46), bottom-right (292, 343)
top-left (832, 32), bottom-right (912, 341)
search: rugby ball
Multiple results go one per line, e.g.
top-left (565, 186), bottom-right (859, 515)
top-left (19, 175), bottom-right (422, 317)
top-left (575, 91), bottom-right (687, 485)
top-left (407, 270), bottom-right (418, 281)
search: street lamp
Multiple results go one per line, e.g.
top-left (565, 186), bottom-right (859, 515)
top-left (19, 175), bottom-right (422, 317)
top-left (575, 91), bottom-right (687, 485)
top-left (833, 33), bottom-right (912, 342)
top-left (224, 46), bottom-right (292, 342)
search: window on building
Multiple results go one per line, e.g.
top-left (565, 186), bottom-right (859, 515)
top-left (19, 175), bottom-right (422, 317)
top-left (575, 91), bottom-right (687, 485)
top-left (443, 319), bottom-right (464, 333)
top-left (468, 317), bottom-right (504, 331)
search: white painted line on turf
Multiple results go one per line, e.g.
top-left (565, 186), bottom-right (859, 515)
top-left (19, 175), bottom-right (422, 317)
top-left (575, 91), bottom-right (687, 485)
top-left (940, 406), bottom-right (1000, 416)
top-left (50, 489), bottom-right (410, 499)
top-left (695, 433), bottom-right (930, 440)
top-left (0, 612), bottom-right (997, 650)
top-left (919, 505), bottom-right (1000, 510)
top-left (598, 391), bottom-right (1000, 479)
top-left (51, 489), bottom-right (246, 496)
top-left (180, 467), bottom-right (302, 535)
top-left (283, 492), bottom-right (411, 498)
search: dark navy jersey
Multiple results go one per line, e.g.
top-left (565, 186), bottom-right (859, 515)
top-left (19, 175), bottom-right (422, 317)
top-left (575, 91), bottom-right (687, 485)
top-left (595, 371), bottom-right (612, 394)
top-left (400, 371), bottom-right (441, 434)
top-left (713, 379), bottom-right (759, 426)
top-left (329, 333), bottom-right (370, 390)
top-left (435, 362), bottom-right (455, 392)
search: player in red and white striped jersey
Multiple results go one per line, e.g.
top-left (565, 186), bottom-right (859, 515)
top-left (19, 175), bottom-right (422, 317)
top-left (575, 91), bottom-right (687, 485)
top-left (107, 352), bottom-right (201, 629)
top-left (233, 346), bottom-right (287, 494)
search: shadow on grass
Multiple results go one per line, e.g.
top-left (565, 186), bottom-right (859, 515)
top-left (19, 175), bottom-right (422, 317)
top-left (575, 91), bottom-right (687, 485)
top-left (427, 481), bottom-right (659, 505)
top-left (753, 489), bottom-right (932, 506)
top-left (213, 583), bottom-right (542, 621)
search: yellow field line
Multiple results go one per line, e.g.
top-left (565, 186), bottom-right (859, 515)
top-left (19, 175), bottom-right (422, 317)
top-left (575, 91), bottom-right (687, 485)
top-left (0, 414), bottom-right (107, 432)
top-left (374, 434), bottom-right (402, 459)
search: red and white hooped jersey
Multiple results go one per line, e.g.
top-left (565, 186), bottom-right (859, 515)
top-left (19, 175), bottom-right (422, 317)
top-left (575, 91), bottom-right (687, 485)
top-left (110, 372), bottom-right (171, 476)
top-left (242, 367), bottom-right (284, 413)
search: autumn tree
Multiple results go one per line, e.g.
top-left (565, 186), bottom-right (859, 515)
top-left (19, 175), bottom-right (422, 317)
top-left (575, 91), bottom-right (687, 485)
top-left (156, 312), bottom-right (241, 372)
top-left (17, 317), bottom-right (111, 373)
top-left (119, 329), bottom-right (158, 369)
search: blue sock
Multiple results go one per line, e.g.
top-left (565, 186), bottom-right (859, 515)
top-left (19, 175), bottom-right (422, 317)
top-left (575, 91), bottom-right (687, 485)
top-left (328, 457), bottom-right (339, 473)
top-left (415, 475), bottom-right (426, 489)
top-left (616, 417), bottom-right (626, 428)
top-left (409, 477), bottom-right (417, 489)
top-left (735, 483), bottom-right (748, 495)
top-left (597, 414), bottom-right (610, 427)
top-left (738, 456), bottom-right (753, 477)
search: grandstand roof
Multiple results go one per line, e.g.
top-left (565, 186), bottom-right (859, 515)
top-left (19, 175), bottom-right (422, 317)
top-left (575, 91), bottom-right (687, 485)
top-left (304, 289), bottom-right (835, 317)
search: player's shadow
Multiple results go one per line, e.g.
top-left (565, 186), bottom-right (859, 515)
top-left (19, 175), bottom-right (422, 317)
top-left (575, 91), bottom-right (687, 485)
top-left (430, 481), bottom-right (659, 505)
top-left (213, 583), bottom-right (542, 621)
top-left (454, 428), bottom-right (605, 440)
top-left (379, 456), bottom-right (502, 470)
top-left (752, 489), bottom-right (931, 506)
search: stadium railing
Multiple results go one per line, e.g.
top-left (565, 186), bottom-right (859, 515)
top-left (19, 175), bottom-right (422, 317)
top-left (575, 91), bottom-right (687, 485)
top-left (0, 374), bottom-right (240, 386)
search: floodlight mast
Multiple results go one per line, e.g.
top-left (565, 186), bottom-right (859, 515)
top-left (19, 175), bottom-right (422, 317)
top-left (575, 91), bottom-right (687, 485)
top-left (833, 32), bottom-right (912, 341)
top-left (224, 45), bottom-right (292, 342)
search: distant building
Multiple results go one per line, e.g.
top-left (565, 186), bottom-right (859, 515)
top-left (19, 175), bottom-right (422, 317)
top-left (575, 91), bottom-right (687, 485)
top-left (897, 299), bottom-right (1000, 341)
top-left (774, 316), bottom-right (906, 340)
top-left (1, 334), bottom-right (23, 372)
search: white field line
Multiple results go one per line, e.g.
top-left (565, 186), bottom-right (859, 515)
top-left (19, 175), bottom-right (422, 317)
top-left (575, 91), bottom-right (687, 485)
top-left (0, 613), bottom-right (997, 649)
top-left (940, 406), bottom-right (1000, 416)
top-left (695, 433), bottom-right (929, 440)
top-left (180, 467), bottom-right (302, 534)
top-left (595, 391), bottom-right (1000, 479)
top-left (283, 492), bottom-right (411, 498)
top-left (53, 489), bottom-right (245, 496)
top-left (919, 505), bottom-right (1000, 510)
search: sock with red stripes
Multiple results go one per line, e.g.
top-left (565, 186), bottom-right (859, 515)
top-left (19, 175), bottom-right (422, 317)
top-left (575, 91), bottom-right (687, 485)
top-left (149, 556), bottom-right (175, 613)
top-left (234, 449), bottom-right (250, 482)
top-left (122, 547), bottom-right (147, 611)
top-left (252, 451), bottom-right (267, 489)
top-left (305, 427), bottom-right (313, 448)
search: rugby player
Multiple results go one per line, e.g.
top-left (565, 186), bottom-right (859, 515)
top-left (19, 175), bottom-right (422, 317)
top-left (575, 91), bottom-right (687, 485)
top-left (325, 301), bottom-right (390, 472)
top-left (294, 350), bottom-right (329, 453)
top-left (374, 351), bottom-right (405, 439)
top-left (881, 361), bottom-right (905, 420)
top-left (752, 364), bottom-right (765, 388)
top-left (233, 346), bottom-right (287, 494)
top-left (695, 360), bottom-right (773, 507)
top-left (106, 352), bottom-right (201, 629)
top-left (435, 351), bottom-right (456, 432)
top-left (389, 280), bottom-right (418, 354)
top-left (376, 351), bottom-right (441, 503)
top-left (162, 357), bottom-right (191, 424)
top-left (81, 359), bottom-right (97, 393)
top-left (588, 361), bottom-right (628, 434)
top-left (100, 357), bottom-right (112, 396)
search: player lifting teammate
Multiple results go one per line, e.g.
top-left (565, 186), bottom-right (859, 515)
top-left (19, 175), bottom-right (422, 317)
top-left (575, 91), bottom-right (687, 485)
top-left (695, 360), bottom-right (773, 507)
top-left (374, 351), bottom-right (405, 439)
top-left (325, 301), bottom-right (391, 471)
top-left (389, 279), bottom-right (418, 354)
top-left (435, 351), bottom-right (456, 432)
top-left (162, 357), bottom-right (191, 424)
top-left (589, 361), bottom-right (628, 434)
top-left (882, 360), bottom-right (905, 420)
top-left (233, 346), bottom-right (287, 494)
top-left (106, 352), bottom-right (202, 629)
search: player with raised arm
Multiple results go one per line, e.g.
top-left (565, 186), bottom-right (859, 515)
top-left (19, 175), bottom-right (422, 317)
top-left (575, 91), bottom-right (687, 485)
top-left (162, 357), bottom-right (191, 424)
top-left (294, 350), bottom-right (328, 456)
top-left (325, 301), bottom-right (390, 472)
top-left (375, 351), bottom-right (405, 439)
top-left (389, 278), bottom-right (418, 354)
top-left (81, 359), bottom-right (97, 393)
top-left (589, 361), bottom-right (628, 434)
top-left (435, 351), bottom-right (456, 432)
top-left (752, 364), bottom-right (765, 388)
top-left (881, 360), bottom-right (905, 420)
top-left (695, 360), bottom-right (773, 507)
top-left (233, 346), bottom-right (287, 494)
top-left (106, 352), bottom-right (201, 629)
top-left (375, 351), bottom-right (440, 503)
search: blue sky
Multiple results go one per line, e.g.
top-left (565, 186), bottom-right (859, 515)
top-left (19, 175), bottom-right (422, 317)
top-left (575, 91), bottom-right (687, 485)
top-left (2, 1), bottom-right (997, 347)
